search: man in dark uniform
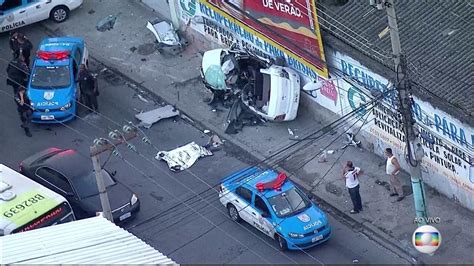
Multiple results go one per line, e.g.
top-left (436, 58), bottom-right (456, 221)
top-left (77, 64), bottom-right (99, 112)
top-left (14, 86), bottom-right (33, 137)
top-left (6, 55), bottom-right (29, 94)
top-left (11, 33), bottom-right (33, 66)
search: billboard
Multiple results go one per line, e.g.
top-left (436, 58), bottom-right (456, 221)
top-left (182, 0), bottom-right (328, 79)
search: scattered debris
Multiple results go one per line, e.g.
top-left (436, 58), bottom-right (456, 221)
top-left (225, 98), bottom-right (264, 134)
top-left (136, 94), bottom-right (149, 103)
top-left (288, 128), bottom-right (294, 136)
top-left (88, 9), bottom-right (95, 14)
top-left (135, 105), bottom-right (179, 128)
top-left (327, 150), bottom-right (335, 154)
top-left (129, 46), bottom-right (137, 53)
top-left (318, 150), bottom-right (328, 163)
top-left (203, 129), bottom-right (211, 134)
top-left (341, 127), bottom-right (361, 149)
top-left (141, 58), bottom-right (147, 62)
top-left (203, 134), bottom-right (224, 152)
top-left (137, 43), bottom-right (156, 56)
top-left (155, 142), bottom-right (213, 172)
top-left (146, 20), bottom-right (188, 55)
top-left (375, 179), bottom-right (391, 191)
top-left (96, 14), bottom-right (118, 32)
top-left (352, 259), bottom-right (359, 263)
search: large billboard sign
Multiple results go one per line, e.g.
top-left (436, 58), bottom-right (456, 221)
top-left (180, 0), bottom-right (328, 79)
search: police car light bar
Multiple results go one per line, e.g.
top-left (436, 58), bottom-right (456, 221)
top-left (37, 51), bottom-right (70, 60)
top-left (256, 172), bottom-right (288, 192)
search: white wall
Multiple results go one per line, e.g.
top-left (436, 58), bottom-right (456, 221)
top-left (140, 0), bottom-right (172, 20)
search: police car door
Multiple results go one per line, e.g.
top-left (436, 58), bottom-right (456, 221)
top-left (0, 0), bottom-right (28, 32)
top-left (252, 193), bottom-right (274, 237)
top-left (233, 186), bottom-right (253, 223)
top-left (24, 0), bottom-right (51, 24)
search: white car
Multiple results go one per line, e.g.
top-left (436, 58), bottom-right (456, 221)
top-left (0, 0), bottom-right (83, 33)
top-left (201, 48), bottom-right (301, 121)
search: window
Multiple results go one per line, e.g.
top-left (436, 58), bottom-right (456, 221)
top-left (36, 167), bottom-right (73, 193)
top-left (71, 170), bottom-right (115, 199)
top-left (267, 187), bottom-right (310, 218)
top-left (254, 195), bottom-right (270, 216)
top-left (31, 66), bottom-right (71, 89)
top-left (235, 186), bottom-right (252, 202)
top-left (0, 0), bottom-right (22, 12)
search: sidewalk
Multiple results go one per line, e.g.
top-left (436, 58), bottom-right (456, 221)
top-left (41, 1), bottom-right (474, 264)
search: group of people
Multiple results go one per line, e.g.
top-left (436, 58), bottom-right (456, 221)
top-left (342, 148), bottom-right (404, 214)
top-left (5, 31), bottom-right (99, 138)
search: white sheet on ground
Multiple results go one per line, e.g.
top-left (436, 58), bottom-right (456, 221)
top-left (155, 142), bottom-right (213, 172)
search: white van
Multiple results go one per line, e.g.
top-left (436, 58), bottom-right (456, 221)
top-left (0, 0), bottom-right (83, 33)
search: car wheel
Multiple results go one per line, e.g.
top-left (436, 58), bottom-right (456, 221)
top-left (227, 204), bottom-right (241, 222)
top-left (276, 234), bottom-right (288, 251)
top-left (50, 6), bottom-right (70, 23)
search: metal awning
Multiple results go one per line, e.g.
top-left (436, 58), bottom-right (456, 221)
top-left (1, 216), bottom-right (177, 264)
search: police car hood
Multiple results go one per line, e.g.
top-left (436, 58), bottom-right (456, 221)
top-left (29, 88), bottom-right (73, 109)
top-left (277, 205), bottom-right (327, 234)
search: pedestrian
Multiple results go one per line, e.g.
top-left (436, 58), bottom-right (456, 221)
top-left (14, 86), bottom-right (33, 137)
top-left (9, 31), bottom-right (20, 59)
top-left (6, 55), bottom-right (29, 94)
top-left (12, 33), bottom-right (33, 67)
top-left (77, 64), bottom-right (99, 112)
top-left (342, 161), bottom-right (363, 214)
top-left (385, 148), bottom-right (404, 202)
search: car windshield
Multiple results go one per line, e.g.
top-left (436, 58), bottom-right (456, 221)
top-left (267, 187), bottom-right (310, 218)
top-left (31, 66), bottom-right (71, 89)
top-left (72, 170), bottom-right (116, 198)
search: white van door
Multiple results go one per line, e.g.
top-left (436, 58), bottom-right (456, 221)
top-left (0, 0), bottom-right (29, 32)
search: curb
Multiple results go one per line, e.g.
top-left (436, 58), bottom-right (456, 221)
top-left (41, 23), bottom-right (418, 265)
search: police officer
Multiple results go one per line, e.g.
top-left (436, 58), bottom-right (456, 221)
top-left (9, 31), bottom-right (20, 59)
top-left (77, 64), bottom-right (99, 112)
top-left (11, 33), bottom-right (33, 66)
top-left (6, 55), bottom-right (29, 94)
top-left (15, 86), bottom-right (33, 137)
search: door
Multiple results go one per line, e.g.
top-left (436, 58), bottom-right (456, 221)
top-left (24, 0), bottom-right (51, 25)
top-left (252, 194), bottom-right (275, 237)
top-left (0, 0), bottom-right (27, 32)
top-left (233, 186), bottom-right (253, 223)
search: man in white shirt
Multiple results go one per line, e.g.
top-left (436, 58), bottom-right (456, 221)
top-left (385, 148), bottom-right (404, 202)
top-left (343, 161), bottom-right (364, 214)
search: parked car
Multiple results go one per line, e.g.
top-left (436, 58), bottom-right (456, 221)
top-left (200, 47), bottom-right (301, 121)
top-left (1, 0), bottom-right (83, 33)
top-left (219, 167), bottom-right (331, 251)
top-left (20, 148), bottom-right (140, 223)
top-left (27, 37), bottom-right (88, 123)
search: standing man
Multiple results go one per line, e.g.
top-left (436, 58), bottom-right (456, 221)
top-left (14, 33), bottom-right (33, 67)
top-left (343, 161), bottom-right (363, 214)
top-left (6, 55), bottom-right (29, 94)
top-left (77, 64), bottom-right (99, 112)
top-left (14, 86), bottom-right (33, 137)
top-left (9, 31), bottom-right (20, 59)
top-left (385, 148), bottom-right (404, 202)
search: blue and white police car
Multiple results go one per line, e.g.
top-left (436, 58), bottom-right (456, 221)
top-left (1, 0), bottom-right (83, 33)
top-left (28, 37), bottom-right (88, 123)
top-left (219, 167), bottom-right (331, 251)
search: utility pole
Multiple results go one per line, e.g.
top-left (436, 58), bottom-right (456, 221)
top-left (372, 0), bottom-right (429, 226)
top-left (90, 126), bottom-right (138, 222)
top-left (168, 0), bottom-right (180, 29)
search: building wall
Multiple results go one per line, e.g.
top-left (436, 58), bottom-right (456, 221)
top-left (169, 0), bottom-right (474, 210)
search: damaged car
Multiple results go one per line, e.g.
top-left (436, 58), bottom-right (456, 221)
top-left (200, 47), bottom-right (301, 122)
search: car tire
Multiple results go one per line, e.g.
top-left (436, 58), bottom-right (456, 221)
top-left (276, 234), bottom-right (288, 251)
top-left (227, 204), bottom-right (241, 222)
top-left (50, 6), bottom-right (70, 23)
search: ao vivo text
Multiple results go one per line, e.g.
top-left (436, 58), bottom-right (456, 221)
top-left (413, 216), bottom-right (441, 224)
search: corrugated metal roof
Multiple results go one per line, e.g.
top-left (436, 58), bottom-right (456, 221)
top-left (317, 0), bottom-right (474, 122)
top-left (0, 216), bottom-right (177, 264)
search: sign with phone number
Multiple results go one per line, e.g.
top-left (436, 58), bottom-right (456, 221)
top-left (2, 191), bottom-right (58, 226)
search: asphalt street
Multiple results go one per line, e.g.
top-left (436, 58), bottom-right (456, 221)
top-left (0, 26), bottom-right (408, 264)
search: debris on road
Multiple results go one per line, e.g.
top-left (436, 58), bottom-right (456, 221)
top-left (155, 142), bottom-right (213, 172)
top-left (88, 9), bottom-right (95, 15)
top-left (203, 129), bottom-right (211, 134)
top-left (96, 14), bottom-right (118, 32)
top-left (146, 20), bottom-right (188, 55)
top-left (135, 105), bottom-right (179, 128)
top-left (318, 149), bottom-right (328, 163)
top-left (137, 94), bottom-right (149, 103)
top-left (288, 128), bottom-right (294, 136)
top-left (204, 134), bottom-right (224, 152)
top-left (225, 98), bottom-right (264, 134)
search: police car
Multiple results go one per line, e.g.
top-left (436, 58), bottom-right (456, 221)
top-left (28, 37), bottom-right (88, 123)
top-left (0, 0), bottom-right (83, 33)
top-left (219, 167), bottom-right (331, 251)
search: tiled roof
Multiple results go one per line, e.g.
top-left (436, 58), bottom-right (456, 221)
top-left (317, 0), bottom-right (473, 124)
